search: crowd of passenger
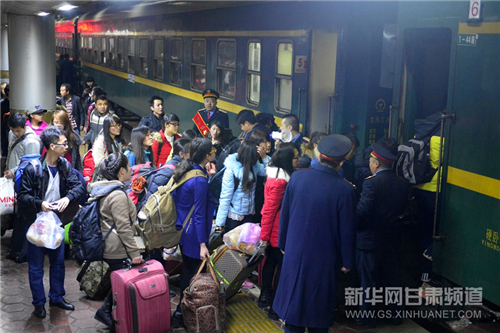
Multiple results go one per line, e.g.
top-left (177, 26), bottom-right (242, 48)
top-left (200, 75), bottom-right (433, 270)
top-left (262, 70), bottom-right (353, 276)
top-left (1, 81), bottom-right (438, 333)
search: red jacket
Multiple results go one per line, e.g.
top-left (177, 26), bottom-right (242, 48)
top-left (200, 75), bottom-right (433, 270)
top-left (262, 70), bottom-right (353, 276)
top-left (260, 166), bottom-right (291, 247)
top-left (151, 130), bottom-right (181, 167)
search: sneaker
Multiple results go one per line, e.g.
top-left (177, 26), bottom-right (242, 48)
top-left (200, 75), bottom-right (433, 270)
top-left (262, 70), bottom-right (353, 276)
top-left (242, 281), bottom-right (254, 288)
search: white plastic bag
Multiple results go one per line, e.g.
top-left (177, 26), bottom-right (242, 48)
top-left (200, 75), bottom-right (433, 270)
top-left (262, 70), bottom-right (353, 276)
top-left (27, 211), bottom-right (65, 249)
top-left (0, 177), bottom-right (16, 215)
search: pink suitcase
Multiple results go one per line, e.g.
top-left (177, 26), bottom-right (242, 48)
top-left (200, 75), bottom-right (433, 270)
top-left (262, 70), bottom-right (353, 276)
top-left (111, 260), bottom-right (171, 333)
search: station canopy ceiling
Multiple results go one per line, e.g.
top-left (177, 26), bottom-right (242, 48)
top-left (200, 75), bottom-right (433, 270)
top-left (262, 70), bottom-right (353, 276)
top-left (1, 1), bottom-right (254, 25)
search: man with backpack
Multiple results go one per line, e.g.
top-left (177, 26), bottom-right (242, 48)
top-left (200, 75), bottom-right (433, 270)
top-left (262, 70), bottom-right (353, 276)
top-left (4, 112), bottom-right (41, 179)
top-left (18, 126), bottom-right (85, 318)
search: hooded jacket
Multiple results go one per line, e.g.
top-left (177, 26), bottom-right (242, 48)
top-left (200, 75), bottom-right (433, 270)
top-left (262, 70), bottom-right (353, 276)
top-left (215, 153), bottom-right (269, 227)
top-left (6, 126), bottom-right (42, 174)
top-left (89, 180), bottom-right (140, 260)
top-left (260, 166), bottom-right (291, 247)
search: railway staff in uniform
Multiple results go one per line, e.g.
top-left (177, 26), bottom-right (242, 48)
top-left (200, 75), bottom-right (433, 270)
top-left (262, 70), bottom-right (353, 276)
top-left (273, 134), bottom-right (357, 333)
top-left (192, 89), bottom-right (229, 137)
top-left (139, 95), bottom-right (164, 133)
top-left (356, 143), bottom-right (410, 328)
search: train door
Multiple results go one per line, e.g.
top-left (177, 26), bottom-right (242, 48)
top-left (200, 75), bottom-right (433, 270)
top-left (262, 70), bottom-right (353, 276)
top-left (396, 28), bottom-right (452, 142)
top-left (308, 30), bottom-right (338, 134)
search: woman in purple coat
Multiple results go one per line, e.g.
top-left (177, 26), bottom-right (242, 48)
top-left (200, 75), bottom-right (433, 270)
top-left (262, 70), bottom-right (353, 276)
top-left (273, 135), bottom-right (358, 333)
top-left (170, 138), bottom-right (216, 328)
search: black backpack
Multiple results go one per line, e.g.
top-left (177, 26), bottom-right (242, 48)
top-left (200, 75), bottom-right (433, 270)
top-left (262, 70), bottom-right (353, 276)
top-left (208, 167), bottom-right (240, 205)
top-left (70, 199), bottom-right (115, 261)
top-left (394, 137), bottom-right (437, 184)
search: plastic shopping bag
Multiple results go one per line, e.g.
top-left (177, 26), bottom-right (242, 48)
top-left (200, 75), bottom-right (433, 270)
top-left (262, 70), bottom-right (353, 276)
top-left (27, 211), bottom-right (65, 249)
top-left (0, 177), bottom-right (16, 215)
top-left (223, 222), bottom-right (261, 255)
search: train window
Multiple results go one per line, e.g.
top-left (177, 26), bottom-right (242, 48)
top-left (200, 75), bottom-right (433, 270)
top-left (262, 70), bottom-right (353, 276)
top-left (127, 38), bottom-right (135, 74)
top-left (117, 37), bottom-right (124, 70)
top-left (154, 38), bottom-right (164, 80)
top-left (139, 38), bottom-right (148, 77)
top-left (191, 39), bottom-right (206, 91)
top-left (101, 37), bottom-right (107, 65)
top-left (247, 41), bottom-right (261, 105)
top-left (93, 37), bottom-right (99, 64)
top-left (275, 42), bottom-right (293, 113)
top-left (217, 40), bottom-right (236, 99)
top-left (108, 37), bottom-right (115, 68)
top-left (170, 38), bottom-right (182, 86)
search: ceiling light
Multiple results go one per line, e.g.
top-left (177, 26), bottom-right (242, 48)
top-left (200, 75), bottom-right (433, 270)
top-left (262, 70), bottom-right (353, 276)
top-left (38, 12), bottom-right (50, 16)
top-left (58, 4), bottom-right (78, 11)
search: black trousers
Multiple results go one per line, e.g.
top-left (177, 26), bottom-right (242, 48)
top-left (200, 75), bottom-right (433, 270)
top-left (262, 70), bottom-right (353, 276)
top-left (224, 215), bottom-right (255, 234)
top-left (261, 246), bottom-right (283, 291)
top-left (284, 323), bottom-right (328, 333)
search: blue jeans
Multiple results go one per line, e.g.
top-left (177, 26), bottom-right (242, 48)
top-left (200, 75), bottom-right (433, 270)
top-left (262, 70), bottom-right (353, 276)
top-left (27, 239), bottom-right (66, 306)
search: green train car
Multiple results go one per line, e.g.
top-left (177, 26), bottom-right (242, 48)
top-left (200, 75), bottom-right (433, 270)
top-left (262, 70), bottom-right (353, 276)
top-left (56, 1), bottom-right (500, 308)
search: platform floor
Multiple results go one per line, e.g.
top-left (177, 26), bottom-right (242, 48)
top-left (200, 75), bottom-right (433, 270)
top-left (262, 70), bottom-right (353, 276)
top-left (1, 229), bottom-right (429, 333)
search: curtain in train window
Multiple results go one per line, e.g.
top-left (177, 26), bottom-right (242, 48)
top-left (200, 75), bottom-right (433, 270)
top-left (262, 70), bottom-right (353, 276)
top-left (217, 40), bottom-right (236, 99)
top-left (93, 37), bottom-right (99, 64)
top-left (108, 37), bottom-right (115, 68)
top-left (154, 39), bottom-right (164, 80)
top-left (170, 38), bottom-right (182, 86)
top-left (101, 37), bottom-right (106, 65)
top-left (191, 39), bottom-right (206, 91)
top-left (117, 37), bottom-right (124, 70)
top-left (276, 42), bottom-right (293, 113)
top-left (127, 38), bottom-right (135, 74)
top-left (247, 41), bottom-right (261, 105)
top-left (139, 38), bottom-right (148, 77)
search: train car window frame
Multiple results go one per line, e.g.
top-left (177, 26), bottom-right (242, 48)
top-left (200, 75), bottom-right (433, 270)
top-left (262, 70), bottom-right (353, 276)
top-left (80, 36), bottom-right (87, 61)
top-left (246, 40), bottom-right (261, 106)
top-left (93, 37), bottom-right (99, 65)
top-left (101, 37), bottom-right (107, 65)
top-left (127, 37), bottom-right (135, 74)
top-left (87, 37), bottom-right (92, 62)
top-left (190, 38), bottom-right (206, 92)
top-left (117, 37), bottom-right (125, 70)
top-left (108, 37), bottom-right (115, 68)
top-left (275, 41), bottom-right (294, 114)
top-left (153, 38), bottom-right (164, 81)
top-left (170, 38), bottom-right (183, 86)
top-left (216, 38), bottom-right (237, 100)
top-left (139, 38), bottom-right (148, 77)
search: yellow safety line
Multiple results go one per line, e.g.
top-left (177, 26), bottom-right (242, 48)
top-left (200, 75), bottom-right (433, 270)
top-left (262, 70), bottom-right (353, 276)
top-left (226, 294), bottom-right (282, 333)
top-left (458, 22), bottom-right (500, 34)
top-left (447, 166), bottom-right (500, 200)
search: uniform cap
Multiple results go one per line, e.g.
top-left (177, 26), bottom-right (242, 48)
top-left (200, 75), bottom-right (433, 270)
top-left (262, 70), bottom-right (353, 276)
top-left (27, 105), bottom-right (47, 115)
top-left (86, 76), bottom-right (94, 82)
top-left (317, 134), bottom-right (352, 161)
top-left (370, 142), bottom-right (397, 165)
top-left (202, 89), bottom-right (219, 99)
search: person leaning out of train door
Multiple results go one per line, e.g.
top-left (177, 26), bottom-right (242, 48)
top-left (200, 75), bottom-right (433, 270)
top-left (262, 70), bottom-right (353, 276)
top-left (355, 142), bottom-right (410, 328)
top-left (192, 89), bottom-right (229, 138)
top-left (139, 95), bottom-right (164, 133)
top-left (151, 113), bottom-right (181, 167)
top-left (273, 134), bottom-right (357, 333)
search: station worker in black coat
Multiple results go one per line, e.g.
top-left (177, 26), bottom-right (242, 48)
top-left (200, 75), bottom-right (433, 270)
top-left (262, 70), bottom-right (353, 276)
top-left (273, 134), bottom-right (357, 333)
top-left (192, 89), bottom-right (229, 137)
top-left (356, 143), bottom-right (410, 328)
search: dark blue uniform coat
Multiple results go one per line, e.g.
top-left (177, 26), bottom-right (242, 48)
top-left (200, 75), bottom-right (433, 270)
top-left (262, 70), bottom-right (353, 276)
top-left (356, 169), bottom-right (409, 325)
top-left (273, 163), bottom-right (357, 329)
top-left (192, 107), bottom-right (229, 137)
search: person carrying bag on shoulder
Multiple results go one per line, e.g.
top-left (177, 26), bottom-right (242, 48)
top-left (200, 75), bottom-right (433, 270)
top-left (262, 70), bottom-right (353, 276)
top-left (90, 152), bottom-right (143, 330)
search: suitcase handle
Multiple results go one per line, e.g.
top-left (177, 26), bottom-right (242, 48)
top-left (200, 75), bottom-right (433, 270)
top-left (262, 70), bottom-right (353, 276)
top-left (138, 267), bottom-right (148, 273)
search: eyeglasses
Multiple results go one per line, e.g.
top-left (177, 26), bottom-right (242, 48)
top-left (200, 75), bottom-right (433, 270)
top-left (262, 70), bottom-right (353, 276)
top-left (54, 141), bottom-right (69, 147)
top-left (168, 122), bottom-right (180, 127)
top-left (209, 148), bottom-right (217, 155)
top-left (293, 155), bottom-right (301, 160)
top-left (111, 123), bottom-right (122, 128)
top-left (53, 121), bottom-right (62, 125)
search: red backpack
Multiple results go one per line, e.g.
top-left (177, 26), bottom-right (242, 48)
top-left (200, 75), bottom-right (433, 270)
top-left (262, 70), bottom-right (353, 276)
top-left (82, 149), bottom-right (96, 184)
